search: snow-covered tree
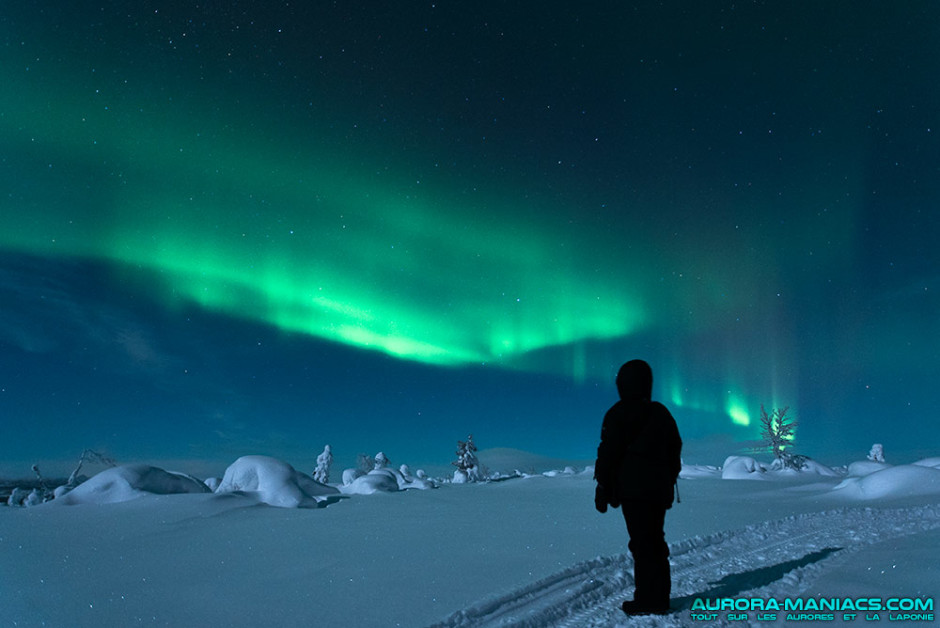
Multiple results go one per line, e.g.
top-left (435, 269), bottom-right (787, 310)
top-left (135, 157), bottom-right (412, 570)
top-left (759, 405), bottom-right (807, 470)
top-left (452, 434), bottom-right (481, 483)
top-left (313, 445), bottom-right (333, 484)
top-left (373, 452), bottom-right (389, 470)
top-left (867, 443), bottom-right (885, 462)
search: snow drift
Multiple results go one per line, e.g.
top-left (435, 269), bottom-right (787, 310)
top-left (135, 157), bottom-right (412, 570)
top-left (340, 467), bottom-right (435, 495)
top-left (720, 455), bottom-right (770, 479)
top-left (721, 455), bottom-right (841, 480)
top-left (55, 464), bottom-right (210, 505)
top-left (833, 462), bottom-right (940, 500)
top-left (216, 455), bottom-right (340, 508)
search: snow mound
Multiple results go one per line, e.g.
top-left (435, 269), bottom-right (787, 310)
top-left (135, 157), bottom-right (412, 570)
top-left (913, 457), bottom-right (940, 469)
top-left (55, 464), bottom-right (211, 505)
top-left (847, 460), bottom-right (891, 477)
top-left (339, 468), bottom-right (435, 495)
top-left (721, 455), bottom-right (769, 479)
top-left (216, 455), bottom-right (340, 508)
top-left (796, 458), bottom-right (841, 476)
top-left (721, 456), bottom-right (840, 480)
top-left (542, 466), bottom-right (578, 477)
top-left (342, 469), bottom-right (401, 494)
top-left (680, 463), bottom-right (721, 479)
top-left (832, 463), bottom-right (940, 500)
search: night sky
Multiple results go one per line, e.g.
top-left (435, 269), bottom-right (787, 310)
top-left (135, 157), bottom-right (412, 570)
top-left (2, 2), bottom-right (938, 476)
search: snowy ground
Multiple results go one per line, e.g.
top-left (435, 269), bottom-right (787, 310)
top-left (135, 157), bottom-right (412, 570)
top-left (2, 452), bottom-right (938, 627)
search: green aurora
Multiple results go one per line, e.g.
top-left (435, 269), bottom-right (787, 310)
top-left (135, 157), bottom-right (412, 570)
top-left (0, 67), bottom-right (794, 429)
top-left (2, 2), bottom-right (937, 467)
top-left (1, 70), bottom-right (650, 367)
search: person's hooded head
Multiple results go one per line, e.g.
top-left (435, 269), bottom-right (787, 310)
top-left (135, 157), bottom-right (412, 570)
top-left (616, 359), bottom-right (653, 401)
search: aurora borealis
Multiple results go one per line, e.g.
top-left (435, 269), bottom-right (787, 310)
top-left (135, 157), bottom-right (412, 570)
top-left (2, 2), bottom-right (938, 474)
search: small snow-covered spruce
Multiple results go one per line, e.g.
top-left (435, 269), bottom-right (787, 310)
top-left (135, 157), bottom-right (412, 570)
top-left (867, 443), bottom-right (885, 463)
top-left (759, 405), bottom-right (808, 470)
top-left (452, 434), bottom-right (481, 483)
top-left (313, 445), bottom-right (333, 484)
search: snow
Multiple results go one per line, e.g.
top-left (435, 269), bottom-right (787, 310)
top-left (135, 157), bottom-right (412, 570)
top-left (720, 455), bottom-right (770, 479)
top-left (339, 468), bottom-right (434, 495)
top-left (215, 455), bottom-right (340, 508)
top-left (2, 451), bottom-right (939, 627)
top-left (342, 468), bottom-right (403, 494)
top-left (54, 463), bottom-right (211, 505)
top-left (847, 460), bottom-right (893, 477)
top-left (795, 458), bottom-right (843, 477)
top-left (720, 455), bottom-right (843, 481)
top-left (679, 463), bottom-right (721, 480)
top-left (833, 464), bottom-right (940, 501)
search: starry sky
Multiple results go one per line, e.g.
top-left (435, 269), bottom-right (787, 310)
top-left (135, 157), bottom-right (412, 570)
top-left (1, 2), bottom-right (938, 476)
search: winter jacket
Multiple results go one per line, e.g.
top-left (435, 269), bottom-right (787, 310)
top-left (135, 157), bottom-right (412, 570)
top-left (594, 398), bottom-right (682, 509)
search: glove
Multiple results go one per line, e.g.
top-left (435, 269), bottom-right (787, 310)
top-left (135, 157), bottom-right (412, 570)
top-left (594, 484), bottom-right (609, 513)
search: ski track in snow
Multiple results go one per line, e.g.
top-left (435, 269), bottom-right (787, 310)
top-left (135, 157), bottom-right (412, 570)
top-left (429, 505), bottom-right (940, 628)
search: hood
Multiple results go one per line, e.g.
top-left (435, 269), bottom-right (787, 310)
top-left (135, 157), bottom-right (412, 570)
top-left (616, 359), bottom-right (653, 401)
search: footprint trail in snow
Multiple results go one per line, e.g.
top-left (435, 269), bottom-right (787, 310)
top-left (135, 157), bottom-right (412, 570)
top-left (430, 504), bottom-right (940, 628)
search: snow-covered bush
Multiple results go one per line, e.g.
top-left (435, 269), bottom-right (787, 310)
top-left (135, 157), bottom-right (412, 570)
top-left (24, 489), bottom-right (45, 507)
top-left (6, 487), bottom-right (31, 507)
top-left (374, 452), bottom-right (389, 469)
top-left (342, 468), bottom-right (365, 485)
top-left (336, 451), bottom-right (438, 495)
top-left (399, 464), bottom-right (413, 482)
top-left (868, 443), bottom-right (885, 463)
top-left (314, 445), bottom-right (333, 484)
top-left (340, 464), bottom-right (436, 495)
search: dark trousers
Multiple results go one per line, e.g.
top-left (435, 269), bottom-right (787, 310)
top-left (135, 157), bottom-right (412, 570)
top-left (621, 501), bottom-right (671, 608)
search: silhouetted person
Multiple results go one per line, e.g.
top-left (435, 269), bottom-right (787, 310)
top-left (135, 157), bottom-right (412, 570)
top-left (594, 359), bottom-right (682, 616)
